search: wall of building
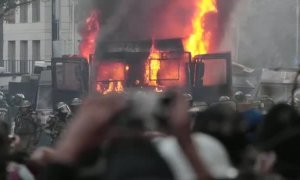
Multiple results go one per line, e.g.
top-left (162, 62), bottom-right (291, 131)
top-left (53, 0), bottom-right (80, 57)
top-left (3, 0), bottom-right (81, 60)
top-left (3, 0), bottom-right (52, 61)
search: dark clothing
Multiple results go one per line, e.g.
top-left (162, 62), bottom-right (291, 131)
top-left (39, 138), bottom-right (174, 180)
top-left (15, 111), bottom-right (41, 152)
top-left (0, 102), bottom-right (9, 123)
top-left (38, 163), bottom-right (77, 180)
top-left (104, 138), bottom-right (174, 180)
top-left (45, 113), bottom-right (72, 144)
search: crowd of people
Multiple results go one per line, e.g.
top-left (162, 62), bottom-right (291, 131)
top-left (0, 89), bottom-right (300, 180)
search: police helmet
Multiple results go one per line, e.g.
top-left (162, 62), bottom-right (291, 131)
top-left (56, 102), bottom-right (71, 114)
top-left (15, 94), bottom-right (25, 99)
top-left (20, 100), bottom-right (32, 108)
top-left (71, 98), bottom-right (82, 106)
top-left (183, 93), bottom-right (193, 106)
top-left (234, 91), bottom-right (246, 103)
top-left (288, 97), bottom-right (300, 106)
top-left (219, 96), bottom-right (230, 102)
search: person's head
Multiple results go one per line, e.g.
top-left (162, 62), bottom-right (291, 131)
top-left (19, 100), bottom-right (32, 114)
top-left (193, 104), bottom-right (247, 166)
top-left (70, 98), bottom-right (82, 114)
top-left (256, 103), bottom-right (300, 179)
top-left (258, 96), bottom-right (275, 113)
top-left (0, 95), bottom-right (6, 105)
top-left (219, 96), bottom-right (231, 102)
top-left (234, 91), bottom-right (246, 103)
top-left (183, 93), bottom-right (193, 107)
top-left (0, 120), bottom-right (9, 177)
top-left (14, 94), bottom-right (25, 106)
top-left (56, 102), bottom-right (71, 115)
top-left (0, 121), bottom-right (9, 154)
top-left (241, 109), bottom-right (263, 143)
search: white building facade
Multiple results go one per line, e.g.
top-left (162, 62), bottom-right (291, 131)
top-left (3, 0), bottom-right (80, 73)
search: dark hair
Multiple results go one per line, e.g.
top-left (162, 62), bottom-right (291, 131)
top-left (193, 104), bottom-right (247, 166)
top-left (0, 121), bottom-right (9, 180)
top-left (257, 104), bottom-right (300, 179)
top-left (257, 104), bottom-right (300, 151)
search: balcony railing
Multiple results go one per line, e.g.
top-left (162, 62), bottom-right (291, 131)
top-left (0, 60), bottom-right (45, 74)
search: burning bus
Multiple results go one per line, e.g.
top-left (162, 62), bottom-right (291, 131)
top-left (92, 38), bottom-right (231, 101)
top-left (50, 0), bottom-right (235, 105)
top-left (51, 38), bottom-right (231, 105)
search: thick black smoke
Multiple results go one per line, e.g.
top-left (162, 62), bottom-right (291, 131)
top-left (220, 0), bottom-right (298, 69)
top-left (77, 0), bottom-right (238, 58)
top-left (93, 0), bottom-right (195, 41)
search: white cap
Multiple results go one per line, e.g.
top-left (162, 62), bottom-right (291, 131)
top-left (153, 133), bottom-right (238, 180)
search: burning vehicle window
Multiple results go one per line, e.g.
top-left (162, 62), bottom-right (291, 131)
top-left (202, 59), bottom-right (227, 86)
top-left (56, 62), bottom-right (83, 91)
top-left (97, 62), bottom-right (125, 81)
top-left (96, 61), bottom-right (126, 94)
top-left (149, 60), bottom-right (180, 81)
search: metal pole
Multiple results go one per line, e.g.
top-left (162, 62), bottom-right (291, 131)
top-left (71, 0), bottom-right (76, 54)
top-left (297, 0), bottom-right (299, 65)
top-left (236, 16), bottom-right (240, 63)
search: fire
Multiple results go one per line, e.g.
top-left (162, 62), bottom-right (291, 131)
top-left (79, 10), bottom-right (100, 62)
top-left (145, 42), bottom-right (161, 86)
top-left (96, 61), bottom-right (125, 94)
top-left (184, 0), bottom-right (218, 56)
top-left (102, 81), bottom-right (124, 95)
top-left (116, 81), bottom-right (124, 92)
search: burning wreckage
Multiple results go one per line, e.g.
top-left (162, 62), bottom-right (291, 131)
top-left (52, 39), bottom-right (231, 104)
top-left (49, 0), bottom-right (235, 105)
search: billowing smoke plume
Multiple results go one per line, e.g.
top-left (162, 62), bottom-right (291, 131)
top-left (220, 0), bottom-right (298, 69)
top-left (77, 0), bottom-right (237, 59)
top-left (93, 0), bottom-right (195, 41)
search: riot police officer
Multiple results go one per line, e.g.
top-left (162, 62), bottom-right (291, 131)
top-left (9, 94), bottom-right (25, 122)
top-left (0, 95), bottom-right (9, 122)
top-left (45, 102), bottom-right (72, 144)
top-left (219, 96), bottom-right (231, 102)
top-left (70, 98), bottom-right (82, 114)
top-left (233, 91), bottom-right (246, 103)
top-left (14, 100), bottom-right (41, 152)
top-left (14, 94), bottom-right (25, 107)
top-left (183, 94), bottom-right (193, 107)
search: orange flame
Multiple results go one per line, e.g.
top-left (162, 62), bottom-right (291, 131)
top-left (102, 81), bottom-right (124, 95)
top-left (79, 10), bottom-right (100, 62)
top-left (145, 42), bottom-right (161, 86)
top-left (184, 0), bottom-right (217, 56)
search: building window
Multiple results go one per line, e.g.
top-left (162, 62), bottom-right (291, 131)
top-left (52, 20), bottom-right (59, 40)
top-left (20, 41), bottom-right (28, 60)
top-left (20, 41), bottom-right (28, 73)
top-left (8, 41), bottom-right (16, 60)
top-left (32, 0), bottom-right (40, 22)
top-left (20, 2), bottom-right (28, 23)
top-left (8, 41), bottom-right (16, 73)
top-left (5, 9), bottom-right (15, 24)
top-left (32, 40), bottom-right (40, 61)
top-left (52, 0), bottom-right (59, 40)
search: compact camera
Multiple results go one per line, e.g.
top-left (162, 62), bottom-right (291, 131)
top-left (114, 90), bottom-right (176, 131)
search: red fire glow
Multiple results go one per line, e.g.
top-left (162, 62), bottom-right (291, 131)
top-left (144, 41), bottom-right (188, 89)
top-left (80, 0), bottom-right (219, 93)
top-left (184, 0), bottom-right (218, 56)
top-left (145, 42), bottom-right (161, 87)
top-left (79, 10), bottom-right (100, 62)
